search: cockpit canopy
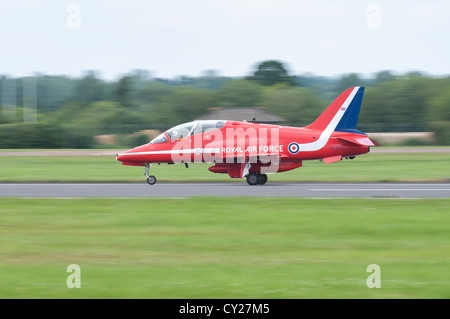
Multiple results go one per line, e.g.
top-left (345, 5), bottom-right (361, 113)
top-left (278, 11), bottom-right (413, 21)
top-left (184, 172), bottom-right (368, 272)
top-left (150, 120), bottom-right (226, 144)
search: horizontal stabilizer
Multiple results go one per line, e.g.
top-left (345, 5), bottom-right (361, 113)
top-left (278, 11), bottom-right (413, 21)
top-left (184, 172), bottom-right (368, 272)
top-left (338, 136), bottom-right (381, 146)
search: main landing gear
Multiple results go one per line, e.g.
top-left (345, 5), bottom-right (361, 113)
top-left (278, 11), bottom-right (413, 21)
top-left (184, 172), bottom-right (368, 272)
top-left (144, 163), bottom-right (157, 185)
top-left (246, 172), bottom-right (268, 186)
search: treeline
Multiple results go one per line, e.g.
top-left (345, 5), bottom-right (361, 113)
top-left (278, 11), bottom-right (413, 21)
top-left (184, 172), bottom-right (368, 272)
top-left (0, 61), bottom-right (449, 147)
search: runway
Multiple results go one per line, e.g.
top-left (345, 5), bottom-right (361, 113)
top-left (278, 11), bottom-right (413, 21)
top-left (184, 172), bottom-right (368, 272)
top-left (0, 183), bottom-right (449, 198)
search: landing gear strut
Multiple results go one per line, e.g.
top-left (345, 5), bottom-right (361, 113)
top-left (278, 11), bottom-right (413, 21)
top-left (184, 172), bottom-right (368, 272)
top-left (144, 163), bottom-right (157, 185)
top-left (246, 173), bottom-right (268, 186)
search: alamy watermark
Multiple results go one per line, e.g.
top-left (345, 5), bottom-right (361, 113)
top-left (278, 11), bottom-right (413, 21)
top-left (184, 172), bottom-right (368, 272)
top-left (66, 264), bottom-right (81, 288)
top-left (366, 4), bottom-right (381, 29)
top-left (66, 4), bottom-right (81, 29)
top-left (366, 264), bottom-right (381, 288)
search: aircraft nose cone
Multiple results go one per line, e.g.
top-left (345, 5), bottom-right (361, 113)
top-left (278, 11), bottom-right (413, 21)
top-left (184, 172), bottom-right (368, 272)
top-left (116, 153), bottom-right (125, 162)
top-left (116, 143), bottom-right (153, 163)
top-left (116, 149), bottom-right (135, 162)
top-left (117, 151), bottom-right (139, 163)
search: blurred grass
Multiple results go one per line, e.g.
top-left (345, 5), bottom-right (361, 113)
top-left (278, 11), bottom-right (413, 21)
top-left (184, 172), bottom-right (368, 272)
top-left (0, 152), bottom-right (449, 182)
top-left (0, 197), bottom-right (449, 298)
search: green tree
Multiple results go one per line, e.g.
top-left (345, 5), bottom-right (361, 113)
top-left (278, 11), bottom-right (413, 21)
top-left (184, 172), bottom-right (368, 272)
top-left (261, 85), bottom-right (324, 126)
top-left (115, 76), bottom-right (133, 108)
top-left (74, 71), bottom-right (109, 104)
top-left (74, 101), bottom-right (144, 134)
top-left (249, 60), bottom-right (294, 86)
top-left (427, 87), bottom-right (450, 145)
top-left (374, 70), bottom-right (396, 84)
top-left (216, 79), bottom-right (263, 107)
top-left (141, 81), bottom-right (175, 103)
top-left (430, 121), bottom-right (450, 145)
top-left (335, 73), bottom-right (364, 94)
top-left (156, 86), bottom-right (215, 123)
top-left (427, 89), bottom-right (450, 122)
top-left (48, 101), bottom-right (87, 124)
top-left (360, 75), bottom-right (438, 131)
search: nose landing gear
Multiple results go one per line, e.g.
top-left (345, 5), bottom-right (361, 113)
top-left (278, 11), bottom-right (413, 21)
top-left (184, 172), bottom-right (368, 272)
top-left (144, 163), bottom-right (157, 185)
top-left (147, 175), bottom-right (157, 185)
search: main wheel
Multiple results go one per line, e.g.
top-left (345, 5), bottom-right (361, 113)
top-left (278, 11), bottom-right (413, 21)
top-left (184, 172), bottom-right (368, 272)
top-left (246, 173), bottom-right (259, 186)
top-left (147, 175), bottom-right (157, 185)
top-left (258, 174), bottom-right (268, 185)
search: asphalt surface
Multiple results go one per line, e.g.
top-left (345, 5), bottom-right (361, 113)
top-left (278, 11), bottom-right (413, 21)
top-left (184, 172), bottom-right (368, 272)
top-left (0, 182), bottom-right (449, 198)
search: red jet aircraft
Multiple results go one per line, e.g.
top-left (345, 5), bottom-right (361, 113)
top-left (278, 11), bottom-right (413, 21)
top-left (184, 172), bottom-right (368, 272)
top-left (116, 86), bottom-right (379, 185)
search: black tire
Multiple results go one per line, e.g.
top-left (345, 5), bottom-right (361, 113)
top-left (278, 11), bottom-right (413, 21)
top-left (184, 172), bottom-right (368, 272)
top-left (246, 173), bottom-right (259, 186)
top-left (147, 175), bottom-right (157, 185)
top-left (258, 174), bottom-right (268, 185)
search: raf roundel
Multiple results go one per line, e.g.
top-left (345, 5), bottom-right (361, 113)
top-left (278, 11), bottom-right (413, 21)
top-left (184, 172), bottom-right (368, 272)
top-left (288, 142), bottom-right (300, 154)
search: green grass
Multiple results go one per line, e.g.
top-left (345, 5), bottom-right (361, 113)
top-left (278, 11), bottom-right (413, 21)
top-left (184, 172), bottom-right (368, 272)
top-left (0, 152), bottom-right (449, 182)
top-left (0, 197), bottom-right (449, 298)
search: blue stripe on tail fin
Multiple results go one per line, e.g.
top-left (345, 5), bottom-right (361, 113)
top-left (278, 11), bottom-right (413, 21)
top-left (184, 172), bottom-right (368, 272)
top-left (335, 87), bottom-right (365, 135)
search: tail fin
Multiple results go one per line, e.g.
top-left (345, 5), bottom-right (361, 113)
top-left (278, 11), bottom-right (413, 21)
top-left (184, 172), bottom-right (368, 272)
top-left (306, 87), bottom-right (365, 134)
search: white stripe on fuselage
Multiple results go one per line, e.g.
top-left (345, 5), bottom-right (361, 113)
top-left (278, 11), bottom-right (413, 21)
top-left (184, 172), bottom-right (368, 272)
top-left (117, 148), bottom-right (221, 157)
top-left (299, 86), bottom-right (359, 152)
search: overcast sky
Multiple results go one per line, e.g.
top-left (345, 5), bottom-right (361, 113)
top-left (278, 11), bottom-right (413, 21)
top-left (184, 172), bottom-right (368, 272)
top-left (0, 0), bottom-right (449, 80)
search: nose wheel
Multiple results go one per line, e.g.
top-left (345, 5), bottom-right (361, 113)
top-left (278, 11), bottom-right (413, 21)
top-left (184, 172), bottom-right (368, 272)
top-left (144, 163), bottom-right (157, 185)
top-left (147, 175), bottom-right (157, 185)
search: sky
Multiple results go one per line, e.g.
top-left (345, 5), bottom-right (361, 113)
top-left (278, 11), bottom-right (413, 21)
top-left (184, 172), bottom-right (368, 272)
top-left (0, 0), bottom-right (449, 80)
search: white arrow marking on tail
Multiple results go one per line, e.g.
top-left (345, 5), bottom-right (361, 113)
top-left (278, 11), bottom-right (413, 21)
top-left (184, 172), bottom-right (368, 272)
top-left (300, 87), bottom-right (360, 152)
